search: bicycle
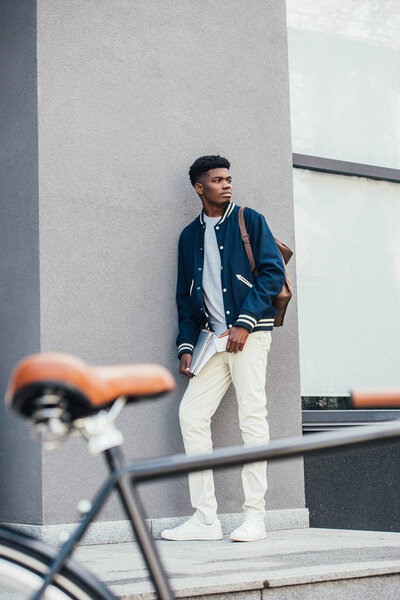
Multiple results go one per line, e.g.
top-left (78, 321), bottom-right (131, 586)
top-left (1, 352), bottom-right (400, 600)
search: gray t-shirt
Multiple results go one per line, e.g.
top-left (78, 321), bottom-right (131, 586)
top-left (202, 215), bottom-right (227, 335)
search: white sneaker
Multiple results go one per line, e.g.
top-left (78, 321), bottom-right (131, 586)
top-left (161, 514), bottom-right (223, 541)
top-left (230, 518), bottom-right (266, 542)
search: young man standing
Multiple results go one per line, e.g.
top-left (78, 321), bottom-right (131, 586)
top-left (162, 155), bottom-right (285, 542)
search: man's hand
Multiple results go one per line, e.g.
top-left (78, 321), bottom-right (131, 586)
top-left (219, 326), bottom-right (250, 353)
top-left (179, 353), bottom-right (193, 377)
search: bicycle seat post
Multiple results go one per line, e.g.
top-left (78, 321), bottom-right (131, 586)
top-left (104, 446), bottom-right (175, 600)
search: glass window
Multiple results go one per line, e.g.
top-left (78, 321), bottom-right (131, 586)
top-left (286, 0), bottom-right (400, 169)
top-left (294, 168), bottom-right (400, 397)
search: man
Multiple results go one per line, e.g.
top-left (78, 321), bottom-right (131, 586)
top-left (162, 155), bottom-right (285, 542)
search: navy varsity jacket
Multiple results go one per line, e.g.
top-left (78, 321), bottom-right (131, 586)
top-left (176, 202), bottom-right (286, 358)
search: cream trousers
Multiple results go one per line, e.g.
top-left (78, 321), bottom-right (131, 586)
top-left (179, 330), bottom-right (272, 524)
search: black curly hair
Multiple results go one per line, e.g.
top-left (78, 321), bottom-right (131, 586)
top-left (189, 155), bottom-right (230, 187)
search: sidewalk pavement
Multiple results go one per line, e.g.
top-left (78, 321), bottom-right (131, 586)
top-left (75, 527), bottom-right (400, 599)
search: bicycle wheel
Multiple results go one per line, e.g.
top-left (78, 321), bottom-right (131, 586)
top-left (0, 526), bottom-right (116, 600)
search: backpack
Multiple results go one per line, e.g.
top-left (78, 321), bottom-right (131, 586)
top-left (238, 206), bottom-right (293, 327)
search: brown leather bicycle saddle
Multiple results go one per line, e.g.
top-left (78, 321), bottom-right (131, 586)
top-left (6, 353), bottom-right (175, 420)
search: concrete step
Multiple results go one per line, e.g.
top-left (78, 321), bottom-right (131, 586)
top-left (75, 527), bottom-right (400, 599)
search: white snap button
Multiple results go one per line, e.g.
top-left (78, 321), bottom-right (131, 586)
top-left (226, 310), bottom-right (230, 315)
top-left (223, 288), bottom-right (227, 292)
top-left (216, 226), bottom-right (219, 230)
top-left (220, 246), bottom-right (223, 250)
top-left (228, 324), bottom-right (232, 328)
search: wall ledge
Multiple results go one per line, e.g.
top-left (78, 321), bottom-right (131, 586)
top-left (2, 508), bottom-right (309, 546)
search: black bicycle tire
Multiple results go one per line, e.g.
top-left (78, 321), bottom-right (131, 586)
top-left (0, 525), bottom-right (117, 600)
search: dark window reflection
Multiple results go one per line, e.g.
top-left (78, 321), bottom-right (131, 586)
top-left (302, 396), bottom-right (352, 410)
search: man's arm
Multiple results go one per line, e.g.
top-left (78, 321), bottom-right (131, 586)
top-left (233, 211), bottom-right (285, 333)
top-left (176, 234), bottom-right (199, 371)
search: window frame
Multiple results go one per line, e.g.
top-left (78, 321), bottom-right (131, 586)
top-left (303, 409), bottom-right (400, 432)
top-left (293, 154), bottom-right (400, 184)
top-left (293, 153), bottom-right (400, 428)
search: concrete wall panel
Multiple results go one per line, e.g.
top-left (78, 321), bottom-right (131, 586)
top-left (35, 0), bottom-right (304, 523)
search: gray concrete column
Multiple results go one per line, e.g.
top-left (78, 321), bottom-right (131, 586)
top-left (2, 0), bottom-right (305, 530)
top-left (0, 0), bottom-right (42, 524)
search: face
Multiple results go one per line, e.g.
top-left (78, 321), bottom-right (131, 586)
top-left (194, 168), bottom-right (232, 207)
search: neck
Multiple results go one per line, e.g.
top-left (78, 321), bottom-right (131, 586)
top-left (202, 199), bottom-right (229, 218)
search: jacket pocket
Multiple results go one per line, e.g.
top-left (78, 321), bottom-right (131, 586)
top-left (236, 274), bottom-right (253, 288)
top-left (189, 279), bottom-right (194, 297)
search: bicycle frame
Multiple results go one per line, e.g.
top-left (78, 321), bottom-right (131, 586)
top-left (29, 418), bottom-right (400, 600)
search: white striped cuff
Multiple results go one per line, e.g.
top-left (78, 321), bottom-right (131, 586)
top-left (238, 314), bottom-right (257, 325)
top-left (178, 342), bottom-right (195, 356)
top-left (234, 313), bottom-right (258, 332)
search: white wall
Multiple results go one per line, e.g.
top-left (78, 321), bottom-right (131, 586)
top-left (287, 0), bottom-right (400, 169)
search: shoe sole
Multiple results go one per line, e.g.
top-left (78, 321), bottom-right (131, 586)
top-left (161, 533), bottom-right (223, 541)
top-left (230, 533), bottom-right (267, 542)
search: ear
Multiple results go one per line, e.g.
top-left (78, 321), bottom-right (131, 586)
top-left (194, 182), bottom-right (203, 195)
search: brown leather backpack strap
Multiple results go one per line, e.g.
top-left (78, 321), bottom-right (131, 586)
top-left (238, 206), bottom-right (257, 274)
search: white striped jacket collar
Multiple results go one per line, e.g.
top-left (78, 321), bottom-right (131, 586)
top-left (199, 202), bottom-right (236, 226)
